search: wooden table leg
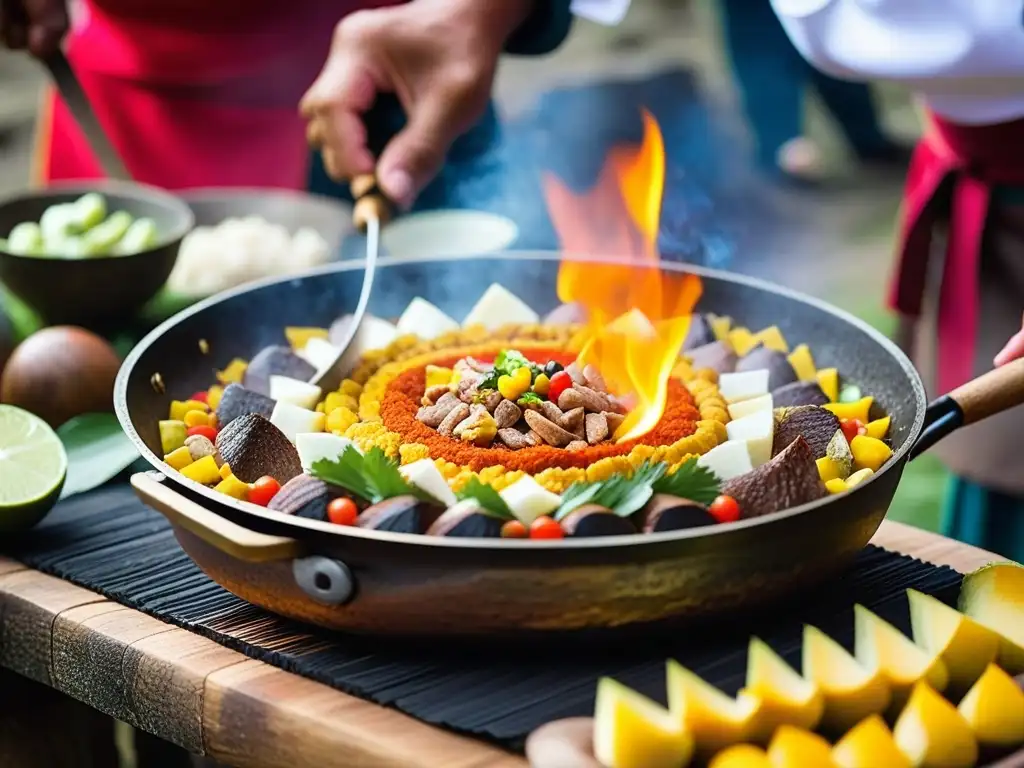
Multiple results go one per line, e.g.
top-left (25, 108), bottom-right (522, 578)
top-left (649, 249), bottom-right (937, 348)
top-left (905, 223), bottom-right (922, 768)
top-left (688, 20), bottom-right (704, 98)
top-left (0, 668), bottom-right (119, 768)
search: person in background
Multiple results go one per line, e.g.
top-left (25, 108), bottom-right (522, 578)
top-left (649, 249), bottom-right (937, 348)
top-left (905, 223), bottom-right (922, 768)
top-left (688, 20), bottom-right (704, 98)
top-left (716, 0), bottom-right (909, 184)
top-left (3, 0), bottom-right (574, 213)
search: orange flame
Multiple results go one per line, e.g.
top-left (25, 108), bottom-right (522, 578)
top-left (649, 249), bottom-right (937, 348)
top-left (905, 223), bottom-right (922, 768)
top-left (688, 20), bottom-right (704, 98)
top-left (543, 110), bottom-right (702, 442)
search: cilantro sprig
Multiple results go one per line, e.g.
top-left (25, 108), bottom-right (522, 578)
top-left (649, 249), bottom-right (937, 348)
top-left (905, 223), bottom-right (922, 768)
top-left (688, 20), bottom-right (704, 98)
top-left (455, 477), bottom-right (514, 520)
top-left (310, 446), bottom-right (439, 505)
top-left (652, 457), bottom-right (721, 505)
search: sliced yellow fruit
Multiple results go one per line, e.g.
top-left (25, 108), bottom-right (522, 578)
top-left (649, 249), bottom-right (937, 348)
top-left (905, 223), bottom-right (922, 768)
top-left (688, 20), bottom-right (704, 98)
top-left (180, 455), bottom-right (221, 485)
top-left (284, 326), bottom-right (329, 350)
top-left (743, 637), bottom-right (824, 741)
top-left (787, 344), bottom-right (816, 382)
top-left (207, 385), bottom-right (224, 411)
top-left (728, 327), bottom-right (758, 357)
top-left (765, 725), bottom-right (834, 767)
top-left (163, 446), bottom-right (194, 471)
top-left (844, 469), bottom-right (874, 488)
top-left (667, 660), bottom-right (760, 757)
top-left (751, 326), bottom-right (789, 354)
top-left (169, 398), bottom-right (209, 421)
top-left (823, 397), bottom-right (873, 424)
top-left (216, 358), bottom-right (248, 385)
top-left (816, 368), bottom-right (839, 403)
top-left (708, 314), bottom-right (733, 342)
top-left (907, 589), bottom-right (1001, 696)
top-left (709, 745), bottom-right (771, 768)
top-left (959, 562), bottom-right (1024, 674)
top-left (825, 479), bottom-right (848, 495)
top-left (893, 682), bottom-right (978, 768)
top-left (831, 715), bottom-right (911, 768)
top-left (802, 625), bottom-right (891, 734)
top-left (593, 677), bottom-right (694, 768)
top-left (854, 605), bottom-right (948, 713)
top-left (816, 457), bottom-right (845, 484)
top-left (849, 436), bottom-right (893, 473)
top-left (865, 416), bottom-right (890, 440)
top-left (957, 663), bottom-right (1024, 748)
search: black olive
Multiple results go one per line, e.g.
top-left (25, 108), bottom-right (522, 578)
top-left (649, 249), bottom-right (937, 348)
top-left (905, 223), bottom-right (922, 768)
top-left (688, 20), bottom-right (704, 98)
top-left (544, 361), bottom-right (564, 377)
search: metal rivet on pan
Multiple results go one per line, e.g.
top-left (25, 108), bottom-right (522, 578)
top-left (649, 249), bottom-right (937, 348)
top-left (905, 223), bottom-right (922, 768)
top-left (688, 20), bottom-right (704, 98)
top-left (292, 556), bottom-right (355, 606)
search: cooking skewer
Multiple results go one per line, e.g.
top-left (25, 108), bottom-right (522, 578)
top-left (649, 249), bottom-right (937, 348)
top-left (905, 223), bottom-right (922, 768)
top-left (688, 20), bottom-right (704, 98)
top-left (311, 174), bottom-right (392, 392)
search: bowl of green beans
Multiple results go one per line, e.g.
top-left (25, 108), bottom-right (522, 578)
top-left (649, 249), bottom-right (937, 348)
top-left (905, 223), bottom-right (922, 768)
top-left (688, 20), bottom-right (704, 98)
top-left (0, 181), bottom-right (194, 328)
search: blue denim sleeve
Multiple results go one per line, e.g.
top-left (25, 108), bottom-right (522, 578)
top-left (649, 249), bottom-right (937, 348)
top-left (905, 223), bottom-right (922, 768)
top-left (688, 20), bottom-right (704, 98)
top-left (505, 0), bottom-right (574, 55)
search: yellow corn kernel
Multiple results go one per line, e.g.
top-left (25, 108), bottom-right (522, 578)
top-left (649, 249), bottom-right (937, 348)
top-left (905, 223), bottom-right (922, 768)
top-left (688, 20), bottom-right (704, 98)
top-left (425, 365), bottom-right (454, 389)
top-left (180, 455), bottom-right (221, 485)
top-left (207, 385), bottom-right (224, 411)
top-left (865, 416), bottom-right (891, 440)
top-left (533, 373), bottom-right (551, 396)
top-left (284, 326), bottom-right (329, 350)
top-left (214, 475), bottom-right (250, 500)
top-left (826, 478), bottom-right (849, 495)
top-left (824, 396), bottom-right (873, 424)
top-left (216, 358), bottom-right (248, 385)
top-left (183, 409), bottom-right (211, 428)
top-left (399, 443), bottom-right (431, 465)
top-left (671, 360), bottom-right (694, 380)
top-left (850, 435), bottom-right (893, 473)
top-left (324, 391), bottom-right (359, 414)
top-left (219, 462), bottom-right (234, 480)
top-left (339, 379), bottom-right (362, 398)
top-left (169, 399), bottom-right (208, 421)
top-left (164, 446), bottom-right (194, 471)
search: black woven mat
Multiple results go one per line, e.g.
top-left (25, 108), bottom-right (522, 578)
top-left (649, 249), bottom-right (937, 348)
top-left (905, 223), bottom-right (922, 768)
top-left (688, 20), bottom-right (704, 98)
top-left (2, 483), bottom-right (961, 751)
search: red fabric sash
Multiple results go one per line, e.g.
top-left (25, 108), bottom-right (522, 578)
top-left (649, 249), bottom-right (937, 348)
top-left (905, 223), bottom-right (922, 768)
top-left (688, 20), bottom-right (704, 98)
top-left (889, 114), bottom-right (1024, 393)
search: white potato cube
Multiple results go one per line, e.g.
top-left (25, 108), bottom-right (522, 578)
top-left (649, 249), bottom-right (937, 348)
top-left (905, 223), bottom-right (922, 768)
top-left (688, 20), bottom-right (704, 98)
top-left (697, 440), bottom-right (754, 481)
top-left (727, 393), bottom-right (773, 421)
top-left (718, 370), bottom-right (770, 404)
top-left (462, 283), bottom-right (540, 330)
top-left (269, 376), bottom-right (323, 411)
top-left (297, 338), bottom-right (341, 374)
top-left (296, 433), bottom-right (355, 471)
top-left (270, 402), bottom-right (325, 443)
top-left (396, 298), bottom-right (460, 340)
top-left (399, 458), bottom-right (458, 507)
top-left (499, 475), bottom-right (561, 526)
top-left (725, 409), bottom-right (775, 467)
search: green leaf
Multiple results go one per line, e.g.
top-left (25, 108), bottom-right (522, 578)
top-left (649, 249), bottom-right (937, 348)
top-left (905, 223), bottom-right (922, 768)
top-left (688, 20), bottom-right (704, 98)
top-left (456, 477), bottom-right (514, 520)
top-left (652, 457), bottom-right (721, 505)
top-left (553, 481), bottom-right (604, 521)
top-left (310, 444), bottom-right (375, 501)
top-left (58, 413), bottom-right (140, 499)
top-left (555, 461), bottom-right (668, 520)
top-left (310, 446), bottom-right (438, 505)
top-left (517, 392), bottom-right (543, 406)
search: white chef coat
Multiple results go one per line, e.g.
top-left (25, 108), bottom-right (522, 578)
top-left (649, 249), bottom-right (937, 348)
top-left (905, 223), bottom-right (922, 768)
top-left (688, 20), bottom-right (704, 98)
top-left (575, 0), bottom-right (1024, 125)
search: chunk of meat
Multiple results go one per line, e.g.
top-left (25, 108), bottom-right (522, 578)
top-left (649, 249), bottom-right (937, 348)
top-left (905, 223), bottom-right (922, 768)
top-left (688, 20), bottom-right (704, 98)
top-left (585, 412), bottom-right (610, 444)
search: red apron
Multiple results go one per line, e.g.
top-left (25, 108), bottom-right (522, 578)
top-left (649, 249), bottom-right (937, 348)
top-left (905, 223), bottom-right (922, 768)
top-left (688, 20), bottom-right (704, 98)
top-left (889, 113), bottom-right (1024, 393)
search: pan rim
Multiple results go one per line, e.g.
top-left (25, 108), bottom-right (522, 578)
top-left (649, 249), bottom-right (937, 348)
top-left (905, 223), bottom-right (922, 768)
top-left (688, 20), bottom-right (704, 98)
top-left (115, 250), bottom-right (927, 551)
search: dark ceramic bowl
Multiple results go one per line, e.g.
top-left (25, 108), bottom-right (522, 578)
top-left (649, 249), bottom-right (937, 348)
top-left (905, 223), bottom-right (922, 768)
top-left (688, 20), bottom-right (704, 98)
top-left (0, 181), bottom-right (194, 327)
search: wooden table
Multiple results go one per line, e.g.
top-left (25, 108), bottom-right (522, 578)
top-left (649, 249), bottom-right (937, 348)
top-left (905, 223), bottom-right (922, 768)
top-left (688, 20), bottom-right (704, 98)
top-left (0, 521), bottom-right (1005, 768)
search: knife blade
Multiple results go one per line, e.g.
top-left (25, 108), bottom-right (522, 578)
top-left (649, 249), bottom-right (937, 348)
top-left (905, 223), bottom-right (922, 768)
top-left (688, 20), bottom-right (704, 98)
top-left (43, 51), bottom-right (132, 181)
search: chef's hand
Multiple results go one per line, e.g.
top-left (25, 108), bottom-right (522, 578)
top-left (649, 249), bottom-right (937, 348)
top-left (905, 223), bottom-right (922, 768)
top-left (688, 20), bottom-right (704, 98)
top-left (301, 0), bottom-right (534, 209)
top-left (994, 312), bottom-right (1024, 367)
top-left (0, 0), bottom-right (67, 57)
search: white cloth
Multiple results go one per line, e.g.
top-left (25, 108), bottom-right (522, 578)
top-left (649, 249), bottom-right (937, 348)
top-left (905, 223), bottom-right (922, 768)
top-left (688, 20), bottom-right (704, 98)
top-left (571, 0), bottom-right (631, 26)
top-left (771, 0), bottom-right (1024, 124)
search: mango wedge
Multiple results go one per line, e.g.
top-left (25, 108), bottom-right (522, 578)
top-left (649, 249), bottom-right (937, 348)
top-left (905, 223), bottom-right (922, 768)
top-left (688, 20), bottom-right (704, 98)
top-left (708, 314), bottom-right (732, 342)
top-left (893, 682), bottom-right (978, 768)
top-left (823, 397), bottom-right (873, 424)
top-left (751, 325), bottom-right (789, 354)
top-left (787, 344), bottom-right (816, 382)
top-left (831, 715), bottom-right (911, 768)
top-left (802, 625), bottom-right (891, 734)
top-left (667, 660), bottom-right (760, 757)
top-left (853, 605), bottom-right (949, 713)
top-left (742, 637), bottom-right (824, 741)
top-left (907, 589), bottom-right (1001, 696)
top-left (957, 663), bottom-right (1024, 749)
top-left (709, 745), bottom-right (771, 768)
top-left (729, 327), bottom-right (758, 357)
top-left (765, 725), bottom-right (834, 767)
top-left (593, 677), bottom-right (694, 768)
top-left (959, 563), bottom-right (1024, 674)
top-left (816, 368), bottom-right (839, 403)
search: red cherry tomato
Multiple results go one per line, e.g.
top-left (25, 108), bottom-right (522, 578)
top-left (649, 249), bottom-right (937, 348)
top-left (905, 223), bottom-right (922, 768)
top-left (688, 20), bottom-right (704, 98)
top-left (530, 516), bottom-right (565, 539)
top-left (189, 391), bottom-right (209, 403)
top-left (186, 425), bottom-right (218, 442)
top-left (500, 520), bottom-right (528, 538)
top-left (327, 497), bottom-right (359, 526)
top-left (708, 495), bottom-right (741, 524)
top-left (547, 371), bottom-right (573, 403)
top-left (840, 418), bottom-right (866, 444)
top-left (247, 476), bottom-right (281, 507)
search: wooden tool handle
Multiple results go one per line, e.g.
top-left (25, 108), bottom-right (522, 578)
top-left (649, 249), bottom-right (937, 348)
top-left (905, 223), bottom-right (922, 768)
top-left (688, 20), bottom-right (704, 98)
top-left (131, 472), bottom-right (302, 563)
top-left (949, 357), bottom-right (1024, 426)
top-left (351, 173), bottom-right (393, 233)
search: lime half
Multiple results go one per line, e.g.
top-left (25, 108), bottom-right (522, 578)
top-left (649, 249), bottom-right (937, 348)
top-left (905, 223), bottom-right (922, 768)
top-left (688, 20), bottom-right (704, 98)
top-left (0, 405), bottom-right (67, 533)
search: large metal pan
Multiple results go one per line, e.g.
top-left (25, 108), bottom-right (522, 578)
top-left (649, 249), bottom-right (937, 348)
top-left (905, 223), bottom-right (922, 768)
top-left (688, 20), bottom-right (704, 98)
top-left (116, 253), bottom-right (1024, 636)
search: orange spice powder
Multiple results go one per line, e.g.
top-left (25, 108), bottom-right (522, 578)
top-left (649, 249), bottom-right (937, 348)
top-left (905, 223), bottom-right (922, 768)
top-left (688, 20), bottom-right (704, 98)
top-left (379, 352), bottom-right (701, 473)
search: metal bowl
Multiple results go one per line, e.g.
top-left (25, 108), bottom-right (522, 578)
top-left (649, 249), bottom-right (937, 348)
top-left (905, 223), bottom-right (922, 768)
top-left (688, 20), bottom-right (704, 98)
top-left (0, 180), bottom-right (194, 327)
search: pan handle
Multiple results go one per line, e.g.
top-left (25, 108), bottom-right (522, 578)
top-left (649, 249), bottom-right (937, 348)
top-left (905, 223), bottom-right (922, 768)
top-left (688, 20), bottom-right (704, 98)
top-left (909, 357), bottom-right (1024, 460)
top-left (131, 472), bottom-right (302, 563)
